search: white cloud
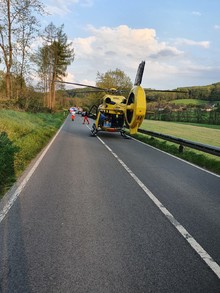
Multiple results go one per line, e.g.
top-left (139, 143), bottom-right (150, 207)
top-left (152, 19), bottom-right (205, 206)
top-left (214, 25), bottom-right (220, 30)
top-left (45, 5), bottom-right (70, 16)
top-left (80, 0), bottom-right (93, 7)
top-left (28, 23), bottom-right (217, 90)
top-left (192, 11), bottom-right (202, 16)
top-left (44, 0), bottom-right (77, 15)
top-left (65, 72), bottom-right (95, 87)
top-left (175, 38), bottom-right (210, 48)
top-left (65, 72), bottom-right (76, 83)
top-left (149, 47), bottom-right (183, 59)
top-left (44, 0), bottom-right (93, 16)
top-left (73, 36), bottom-right (96, 58)
top-left (68, 25), bottom-right (187, 88)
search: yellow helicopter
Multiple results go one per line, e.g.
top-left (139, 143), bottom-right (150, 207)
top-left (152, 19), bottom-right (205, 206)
top-left (89, 84), bottom-right (146, 137)
top-left (56, 61), bottom-right (147, 138)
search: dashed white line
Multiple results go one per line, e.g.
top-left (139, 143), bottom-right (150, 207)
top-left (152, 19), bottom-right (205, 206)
top-left (96, 135), bottom-right (220, 279)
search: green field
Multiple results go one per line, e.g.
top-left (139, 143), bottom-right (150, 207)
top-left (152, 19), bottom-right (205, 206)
top-left (141, 120), bottom-right (220, 147)
top-left (137, 120), bottom-right (220, 174)
top-left (170, 99), bottom-right (220, 106)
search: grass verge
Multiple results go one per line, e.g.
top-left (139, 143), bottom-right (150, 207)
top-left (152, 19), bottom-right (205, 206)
top-left (0, 110), bottom-right (66, 198)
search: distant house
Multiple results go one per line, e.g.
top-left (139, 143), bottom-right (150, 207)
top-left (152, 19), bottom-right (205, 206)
top-left (201, 105), bottom-right (213, 112)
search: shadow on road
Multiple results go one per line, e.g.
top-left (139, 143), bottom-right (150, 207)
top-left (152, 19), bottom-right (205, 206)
top-left (0, 198), bottom-right (32, 292)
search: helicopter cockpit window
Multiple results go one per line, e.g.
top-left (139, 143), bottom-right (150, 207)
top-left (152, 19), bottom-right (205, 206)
top-left (105, 97), bottom-right (116, 105)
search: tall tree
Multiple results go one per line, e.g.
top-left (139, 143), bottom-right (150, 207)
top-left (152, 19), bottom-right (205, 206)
top-left (32, 45), bottom-right (50, 106)
top-left (35, 23), bottom-right (74, 109)
top-left (82, 68), bottom-right (133, 109)
top-left (0, 0), bottom-right (45, 98)
top-left (96, 68), bottom-right (133, 90)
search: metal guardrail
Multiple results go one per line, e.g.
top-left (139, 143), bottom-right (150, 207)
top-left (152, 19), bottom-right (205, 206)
top-left (137, 129), bottom-right (220, 157)
top-left (89, 115), bottom-right (220, 157)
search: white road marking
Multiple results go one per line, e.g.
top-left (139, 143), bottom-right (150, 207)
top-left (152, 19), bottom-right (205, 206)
top-left (0, 124), bottom-right (64, 223)
top-left (1, 122), bottom-right (219, 279)
top-left (131, 136), bottom-right (220, 178)
top-left (96, 135), bottom-right (220, 279)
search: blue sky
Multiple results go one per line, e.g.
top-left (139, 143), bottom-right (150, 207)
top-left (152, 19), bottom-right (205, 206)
top-left (41, 0), bottom-right (220, 89)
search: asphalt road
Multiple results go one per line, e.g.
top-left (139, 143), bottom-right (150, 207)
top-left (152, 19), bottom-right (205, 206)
top-left (0, 114), bottom-right (220, 292)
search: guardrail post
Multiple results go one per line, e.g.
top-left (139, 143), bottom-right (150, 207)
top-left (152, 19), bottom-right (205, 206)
top-left (179, 145), bottom-right (184, 153)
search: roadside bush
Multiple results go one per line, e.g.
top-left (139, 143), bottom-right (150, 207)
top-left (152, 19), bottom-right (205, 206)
top-left (0, 110), bottom-right (65, 198)
top-left (0, 132), bottom-right (19, 194)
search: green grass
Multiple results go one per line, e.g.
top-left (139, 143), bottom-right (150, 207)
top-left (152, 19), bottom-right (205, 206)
top-left (0, 110), bottom-right (66, 198)
top-left (173, 122), bottom-right (220, 130)
top-left (133, 120), bottom-right (220, 175)
top-left (170, 99), bottom-right (220, 106)
top-left (141, 120), bottom-right (220, 147)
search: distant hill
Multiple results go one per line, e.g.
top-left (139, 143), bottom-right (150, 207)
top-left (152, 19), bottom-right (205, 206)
top-left (144, 82), bottom-right (220, 102)
top-left (177, 82), bottom-right (220, 101)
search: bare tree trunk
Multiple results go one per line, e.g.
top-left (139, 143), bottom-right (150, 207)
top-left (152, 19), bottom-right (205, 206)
top-left (6, 0), bottom-right (12, 98)
top-left (51, 81), bottom-right (56, 110)
top-left (51, 57), bottom-right (57, 110)
top-left (0, 0), bottom-right (45, 99)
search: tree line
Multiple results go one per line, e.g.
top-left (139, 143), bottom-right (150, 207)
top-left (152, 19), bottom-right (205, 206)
top-left (0, 0), bottom-right (74, 111)
top-left (178, 83), bottom-right (220, 101)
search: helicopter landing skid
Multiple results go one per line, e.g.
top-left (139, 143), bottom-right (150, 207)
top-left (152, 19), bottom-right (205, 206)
top-left (120, 129), bottom-right (130, 139)
top-left (91, 124), bottom-right (98, 136)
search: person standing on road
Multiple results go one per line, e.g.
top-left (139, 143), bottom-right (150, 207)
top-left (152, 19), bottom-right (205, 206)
top-left (83, 111), bottom-right (90, 124)
top-left (71, 111), bottom-right (76, 121)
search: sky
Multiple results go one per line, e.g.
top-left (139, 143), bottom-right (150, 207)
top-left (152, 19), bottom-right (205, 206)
top-left (40, 0), bottom-right (220, 90)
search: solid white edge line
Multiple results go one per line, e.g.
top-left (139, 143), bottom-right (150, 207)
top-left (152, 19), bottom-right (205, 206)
top-left (96, 135), bottom-right (220, 279)
top-left (131, 136), bottom-right (220, 178)
top-left (0, 124), bottom-right (64, 223)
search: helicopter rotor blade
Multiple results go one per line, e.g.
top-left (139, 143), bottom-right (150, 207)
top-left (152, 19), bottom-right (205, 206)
top-left (54, 80), bottom-right (126, 95)
top-left (134, 61), bottom-right (145, 86)
top-left (67, 89), bottom-right (105, 94)
top-left (55, 80), bottom-right (130, 96)
top-left (144, 89), bottom-right (188, 93)
top-left (54, 80), bottom-right (106, 91)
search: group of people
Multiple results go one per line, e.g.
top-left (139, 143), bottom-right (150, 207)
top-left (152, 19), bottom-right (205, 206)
top-left (69, 107), bottom-right (90, 124)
